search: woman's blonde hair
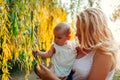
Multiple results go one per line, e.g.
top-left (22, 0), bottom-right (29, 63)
top-left (77, 8), bottom-right (117, 53)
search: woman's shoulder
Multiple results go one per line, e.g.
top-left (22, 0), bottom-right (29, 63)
top-left (94, 49), bottom-right (116, 70)
top-left (95, 50), bottom-right (115, 59)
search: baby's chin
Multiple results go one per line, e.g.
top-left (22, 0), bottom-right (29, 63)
top-left (55, 42), bottom-right (66, 46)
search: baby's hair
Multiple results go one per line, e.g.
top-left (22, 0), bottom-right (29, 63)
top-left (54, 22), bottom-right (71, 36)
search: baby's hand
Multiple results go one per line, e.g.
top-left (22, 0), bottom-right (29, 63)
top-left (32, 50), bottom-right (39, 57)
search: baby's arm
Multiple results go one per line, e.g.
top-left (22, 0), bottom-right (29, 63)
top-left (33, 45), bottom-right (55, 58)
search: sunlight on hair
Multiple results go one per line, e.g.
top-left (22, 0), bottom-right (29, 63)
top-left (101, 0), bottom-right (120, 43)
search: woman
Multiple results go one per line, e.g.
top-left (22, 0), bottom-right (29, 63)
top-left (35, 8), bottom-right (117, 80)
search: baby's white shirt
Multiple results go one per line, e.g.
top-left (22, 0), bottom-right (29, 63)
top-left (50, 41), bottom-right (77, 77)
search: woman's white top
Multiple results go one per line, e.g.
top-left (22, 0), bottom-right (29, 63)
top-left (72, 50), bottom-right (115, 80)
top-left (50, 41), bottom-right (77, 77)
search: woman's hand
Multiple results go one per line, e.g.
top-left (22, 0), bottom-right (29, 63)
top-left (76, 46), bottom-right (81, 53)
top-left (36, 64), bottom-right (60, 80)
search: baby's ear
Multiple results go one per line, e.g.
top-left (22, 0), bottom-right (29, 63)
top-left (67, 35), bottom-right (71, 40)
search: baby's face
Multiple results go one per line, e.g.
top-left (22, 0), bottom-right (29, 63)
top-left (54, 31), bottom-right (68, 46)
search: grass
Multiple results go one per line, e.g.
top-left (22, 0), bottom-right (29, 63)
top-left (113, 69), bottom-right (120, 80)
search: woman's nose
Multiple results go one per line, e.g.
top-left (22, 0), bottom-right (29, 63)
top-left (75, 33), bottom-right (78, 37)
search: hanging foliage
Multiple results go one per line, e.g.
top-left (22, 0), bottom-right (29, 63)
top-left (112, 4), bottom-right (120, 21)
top-left (0, 0), bottom-right (67, 80)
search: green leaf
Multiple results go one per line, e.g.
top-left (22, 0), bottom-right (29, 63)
top-left (13, 18), bottom-right (18, 37)
top-left (30, 11), bottom-right (33, 22)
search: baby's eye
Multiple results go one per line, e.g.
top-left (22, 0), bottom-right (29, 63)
top-left (57, 37), bottom-right (62, 39)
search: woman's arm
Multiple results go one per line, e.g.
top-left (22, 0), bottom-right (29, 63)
top-left (36, 64), bottom-right (60, 80)
top-left (88, 51), bottom-right (115, 80)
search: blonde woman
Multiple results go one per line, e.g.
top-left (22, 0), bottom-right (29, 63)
top-left (35, 8), bottom-right (118, 80)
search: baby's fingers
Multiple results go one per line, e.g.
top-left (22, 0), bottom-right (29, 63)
top-left (32, 50), bottom-right (37, 57)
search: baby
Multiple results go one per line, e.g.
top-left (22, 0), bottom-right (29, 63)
top-left (33, 22), bottom-right (77, 79)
